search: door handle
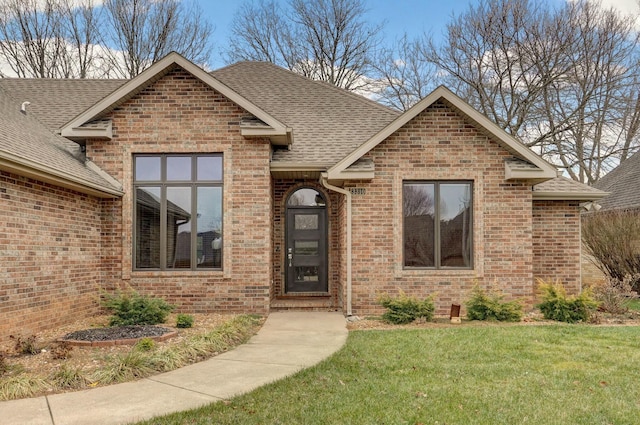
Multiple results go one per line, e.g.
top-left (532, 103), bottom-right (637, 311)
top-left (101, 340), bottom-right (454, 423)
top-left (288, 253), bottom-right (293, 267)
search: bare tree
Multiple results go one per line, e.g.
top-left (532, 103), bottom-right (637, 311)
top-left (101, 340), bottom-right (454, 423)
top-left (0, 0), bottom-right (66, 78)
top-left (371, 35), bottom-right (438, 111)
top-left (0, 0), bottom-right (214, 79)
top-left (102, 0), bottom-right (214, 78)
top-left (227, 0), bottom-right (382, 91)
top-left (398, 0), bottom-right (640, 183)
top-left (538, 1), bottom-right (640, 183)
top-left (58, 0), bottom-right (104, 78)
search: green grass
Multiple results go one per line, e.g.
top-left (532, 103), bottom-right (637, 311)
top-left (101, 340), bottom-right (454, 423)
top-left (138, 325), bottom-right (640, 425)
top-left (626, 298), bottom-right (640, 311)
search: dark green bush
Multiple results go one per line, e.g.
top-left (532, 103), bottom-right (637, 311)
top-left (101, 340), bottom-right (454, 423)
top-left (103, 290), bottom-right (174, 326)
top-left (465, 286), bottom-right (523, 322)
top-left (378, 291), bottom-right (435, 325)
top-left (176, 314), bottom-right (195, 329)
top-left (537, 280), bottom-right (599, 323)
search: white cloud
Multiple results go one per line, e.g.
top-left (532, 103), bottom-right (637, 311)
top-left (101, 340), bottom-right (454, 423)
top-left (599, 0), bottom-right (640, 15)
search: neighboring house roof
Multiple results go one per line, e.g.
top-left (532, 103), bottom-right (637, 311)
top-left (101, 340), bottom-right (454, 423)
top-left (533, 176), bottom-right (607, 201)
top-left (593, 150), bottom-right (640, 210)
top-left (0, 85), bottom-right (123, 197)
top-left (211, 61), bottom-right (400, 167)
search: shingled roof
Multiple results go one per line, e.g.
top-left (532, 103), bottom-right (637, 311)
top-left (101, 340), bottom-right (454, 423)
top-left (211, 61), bottom-right (400, 166)
top-left (593, 151), bottom-right (640, 210)
top-left (533, 175), bottom-right (607, 201)
top-left (0, 85), bottom-right (122, 197)
top-left (0, 78), bottom-right (126, 131)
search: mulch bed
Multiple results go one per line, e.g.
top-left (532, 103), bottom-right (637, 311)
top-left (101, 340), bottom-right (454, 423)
top-left (60, 325), bottom-right (177, 347)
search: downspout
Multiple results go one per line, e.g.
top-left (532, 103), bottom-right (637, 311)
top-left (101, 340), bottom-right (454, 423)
top-left (321, 175), bottom-right (353, 316)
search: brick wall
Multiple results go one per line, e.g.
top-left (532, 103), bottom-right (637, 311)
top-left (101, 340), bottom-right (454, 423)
top-left (532, 200), bottom-right (582, 294)
top-left (345, 100), bottom-right (535, 316)
top-left (0, 171), bottom-right (103, 340)
top-left (87, 66), bottom-right (272, 314)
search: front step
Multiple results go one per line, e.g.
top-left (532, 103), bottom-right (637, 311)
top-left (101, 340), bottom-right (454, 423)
top-left (270, 296), bottom-right (338, 312)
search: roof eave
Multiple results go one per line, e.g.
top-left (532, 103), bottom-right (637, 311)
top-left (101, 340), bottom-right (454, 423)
top-left (241, 127), bottom-right (293, 146)
top-left (533, 191), bottom-right (609, 201)
top-left (0, 152), bottom-right (123, 198)
top-left (505, 165), bottom-right (557, 183)
top-left (61, 123), bottom-right (113, 141)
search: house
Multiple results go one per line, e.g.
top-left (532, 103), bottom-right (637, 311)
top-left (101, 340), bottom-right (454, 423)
top-left (0, 53), bottom-right (606, 339)
top-left (593, 150), bottom-right (640, 212)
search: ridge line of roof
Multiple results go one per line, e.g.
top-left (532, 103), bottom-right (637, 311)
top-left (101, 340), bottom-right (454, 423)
top-left (212, 60), bottom-right (399, 116)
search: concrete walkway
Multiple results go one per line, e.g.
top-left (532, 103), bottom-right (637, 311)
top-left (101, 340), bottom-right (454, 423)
top-left (0, 312), bottom-right (347, 425)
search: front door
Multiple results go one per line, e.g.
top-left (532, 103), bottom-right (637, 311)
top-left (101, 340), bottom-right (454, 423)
top-left (285, 190), bottom-right (328, 293)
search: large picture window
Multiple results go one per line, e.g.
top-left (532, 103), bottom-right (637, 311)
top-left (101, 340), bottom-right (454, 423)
top-left (134, 154), bottom-right (223, 270)
top-left (403, 181), bottom-right (473, 269)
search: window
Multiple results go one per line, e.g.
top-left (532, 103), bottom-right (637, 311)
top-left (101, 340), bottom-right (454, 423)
top-left (134, 154), bottom-right (223, 270)
top-left (403, 181), bottom-right (473, 269)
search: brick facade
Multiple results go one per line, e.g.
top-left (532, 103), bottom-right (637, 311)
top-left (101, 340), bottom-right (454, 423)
top-left (532, 200), bottom-right (583, 295)
top-left (343, 101), bottom-right (537, 316)
top-left (88, 68), bottom-right (272, 314)
top-left (0, 171), bottom-right (103, 340)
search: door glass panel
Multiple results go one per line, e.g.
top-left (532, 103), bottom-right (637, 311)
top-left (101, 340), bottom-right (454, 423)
top-left (288, 188), bottom-right (325, 206)
top-left (295, 240), bottom-right (318, 256)
top-left (295, 214), bottom-right (318, 230)
top-left (295, 266), bottom-right (319, 281)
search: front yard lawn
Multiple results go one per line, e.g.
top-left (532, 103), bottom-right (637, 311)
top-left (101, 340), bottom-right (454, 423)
top-left (139, 324), bottom-right (640, 424)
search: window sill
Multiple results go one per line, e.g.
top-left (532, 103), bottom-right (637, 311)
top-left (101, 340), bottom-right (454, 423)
top-left (132, 269), bottom-right (224, 278)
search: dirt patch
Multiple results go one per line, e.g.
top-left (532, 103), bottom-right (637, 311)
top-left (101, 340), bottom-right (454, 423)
top-left (347, 310), bottom-right (640, 331)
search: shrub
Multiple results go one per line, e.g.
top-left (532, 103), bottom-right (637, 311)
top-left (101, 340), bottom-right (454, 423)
top-left (537, 279), bottom-right (599, 323)
top-left (0, 352), bottom-right (8, 376)
top-left (10, 335), bottom-right (38, 355)
top-left (590, 274), bottom-right (640, 314)
top-left (103, 290), bottom-right (174, 326)
top-left (50, 342), bottom-right (72, 360)
top-left (378, 291), bottom-right (435, 324)
top-left (582, 210), bottom-right (640, 292)
top-left (135, 338), bottom-right (156, 352)
top-left (465, 286), bottom-right (523, 322)
top-left (176, 314), bottom-right (195, 328)
top-left (49, 365), bottom-right (88, 389)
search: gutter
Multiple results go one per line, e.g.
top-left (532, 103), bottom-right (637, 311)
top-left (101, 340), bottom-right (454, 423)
top-left (321, 175), bottom-right (353, 317)
top-left (0, 153), bottom-right (123, 198)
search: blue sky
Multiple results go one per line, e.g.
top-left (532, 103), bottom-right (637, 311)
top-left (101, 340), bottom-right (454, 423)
top-left (199, 1), bottom-right (495, 68)
top-left (199, 0), bottom-right (639, 68)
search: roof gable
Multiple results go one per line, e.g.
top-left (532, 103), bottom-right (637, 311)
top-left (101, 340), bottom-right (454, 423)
top-left (60, 52), bottom-right (291, 144)
top-left (327, 86), bottom-right (558, 182)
